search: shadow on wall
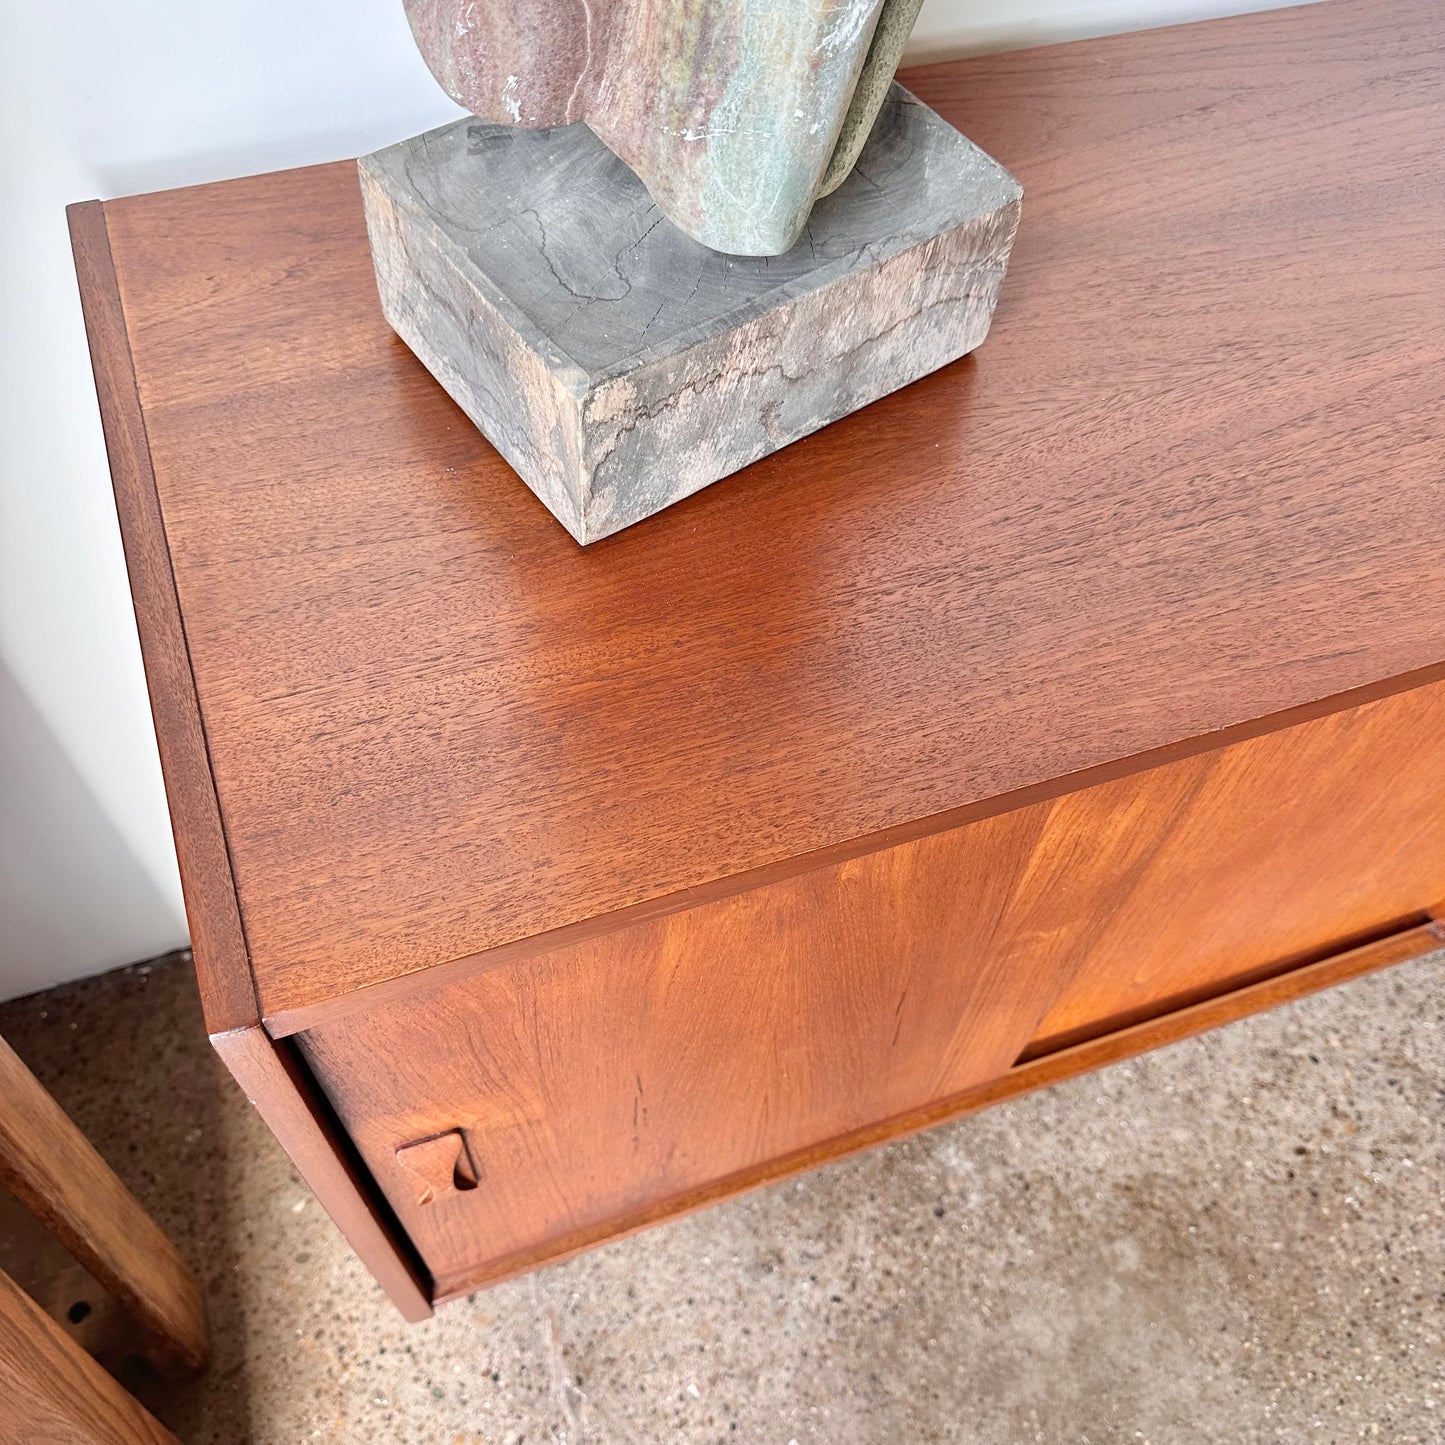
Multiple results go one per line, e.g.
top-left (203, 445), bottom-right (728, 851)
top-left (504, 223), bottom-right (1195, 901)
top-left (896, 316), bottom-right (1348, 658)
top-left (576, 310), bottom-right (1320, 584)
top-left (0, 662), bottom-right (183, 1002)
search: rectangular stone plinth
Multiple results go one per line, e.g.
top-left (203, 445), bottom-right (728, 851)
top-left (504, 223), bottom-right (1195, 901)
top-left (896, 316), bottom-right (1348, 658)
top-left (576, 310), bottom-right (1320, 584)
top-left (360, 85), bottom-right (1022, 544)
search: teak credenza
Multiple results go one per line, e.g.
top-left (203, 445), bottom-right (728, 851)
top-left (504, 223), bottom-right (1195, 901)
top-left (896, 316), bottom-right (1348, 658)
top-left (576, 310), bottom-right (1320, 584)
top-left (71, 0), bottom-right (1445, 1320)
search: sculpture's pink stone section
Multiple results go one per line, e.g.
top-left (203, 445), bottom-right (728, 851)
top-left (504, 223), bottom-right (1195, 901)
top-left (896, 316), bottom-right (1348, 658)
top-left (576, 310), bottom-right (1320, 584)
top-left (402, 0), bottom-right (923, 255)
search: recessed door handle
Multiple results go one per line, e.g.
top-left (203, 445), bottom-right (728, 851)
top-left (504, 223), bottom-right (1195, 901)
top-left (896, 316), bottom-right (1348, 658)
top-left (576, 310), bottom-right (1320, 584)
top-left (394, 1129), bottom-right (480, 1206)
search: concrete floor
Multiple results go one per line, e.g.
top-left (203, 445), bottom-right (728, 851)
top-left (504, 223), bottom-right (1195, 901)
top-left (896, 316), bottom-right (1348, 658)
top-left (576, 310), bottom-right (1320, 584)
top-left (1, 949), bottom-right (1441, 1445)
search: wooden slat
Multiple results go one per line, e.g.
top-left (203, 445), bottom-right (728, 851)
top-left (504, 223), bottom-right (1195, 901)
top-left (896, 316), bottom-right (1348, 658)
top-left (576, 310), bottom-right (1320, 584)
top-left (0, 1035), bottom-right (206, 1377)
top-left (0, 1269), bottom-right (179, 1445)
top-left (0, 1271), bottom-right (178, 1439)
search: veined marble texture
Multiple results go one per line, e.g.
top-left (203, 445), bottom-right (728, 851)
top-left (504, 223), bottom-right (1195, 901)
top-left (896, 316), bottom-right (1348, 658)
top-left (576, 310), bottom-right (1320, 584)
top-left (360, 86), bottom-right (1022, 543)
top-left (403, 0), bottom-right (927, 255)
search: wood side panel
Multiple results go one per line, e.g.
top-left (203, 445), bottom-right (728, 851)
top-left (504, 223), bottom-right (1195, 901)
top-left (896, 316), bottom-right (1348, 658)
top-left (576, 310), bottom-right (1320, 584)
top-left (0, 1268), bottom-right (180, 1445)
top-left (301, 684), bottom-right (1445, 1289)
top-left (0, 1035), bottom-right (207, 1376)
top-left (66, 200), bottom-right (255, 1038)
top-left (92, 0), bottom-right (1445, 1025)
top-left (67, 201), bottom-right (433, 1320)
top-left (210, 1028), bottom-right (434, 1322)
top-left (1027, 679), bottom-right (1445, 1052)
top-left (429, 920), bottom-right (1444, 1302)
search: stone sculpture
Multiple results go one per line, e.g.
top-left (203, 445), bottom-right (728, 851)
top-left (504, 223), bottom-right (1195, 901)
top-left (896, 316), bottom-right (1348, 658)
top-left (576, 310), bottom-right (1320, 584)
top-left (403, 0), bottom-right (927, 255)
top-left (364, 0), bottom-right (1023, 542)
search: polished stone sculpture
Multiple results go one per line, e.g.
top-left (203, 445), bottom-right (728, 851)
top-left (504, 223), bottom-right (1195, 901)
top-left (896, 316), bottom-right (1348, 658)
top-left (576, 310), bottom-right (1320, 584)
top-left (362, 87), bottom-right (1021, 543)
top-left (403, 0), bottom-right (926, 255)
top-left (366, 0), bottom-right (1022, 542)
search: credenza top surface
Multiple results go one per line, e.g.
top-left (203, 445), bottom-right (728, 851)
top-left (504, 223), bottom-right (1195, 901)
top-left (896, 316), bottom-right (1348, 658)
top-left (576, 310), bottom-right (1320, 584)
top-left (87, 0), bottom-right (1445, 1023)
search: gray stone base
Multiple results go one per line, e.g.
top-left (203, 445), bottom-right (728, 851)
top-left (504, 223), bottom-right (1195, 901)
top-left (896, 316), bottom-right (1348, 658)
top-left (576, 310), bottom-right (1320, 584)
top-left (359, 85), bottom-right (1023, 545)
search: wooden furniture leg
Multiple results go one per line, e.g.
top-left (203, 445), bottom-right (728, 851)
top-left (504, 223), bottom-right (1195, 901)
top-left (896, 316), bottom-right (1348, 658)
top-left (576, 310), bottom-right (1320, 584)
top-left (0, 1267), bottom-right (179, 1445)
top-left (0, 1034), bottom-right (207, 1377)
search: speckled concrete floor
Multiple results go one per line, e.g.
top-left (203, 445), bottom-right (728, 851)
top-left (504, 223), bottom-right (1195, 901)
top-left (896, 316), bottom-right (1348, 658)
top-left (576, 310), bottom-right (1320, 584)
top-left (1, 949), bottom-right (1441, 1444)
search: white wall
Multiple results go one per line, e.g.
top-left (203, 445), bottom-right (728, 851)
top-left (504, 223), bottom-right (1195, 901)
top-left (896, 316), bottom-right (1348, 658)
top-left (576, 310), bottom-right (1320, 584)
top-left (911, 0), bottom-right (1311, 56)
top-left (0, 0), bottom-right (1311, 1001)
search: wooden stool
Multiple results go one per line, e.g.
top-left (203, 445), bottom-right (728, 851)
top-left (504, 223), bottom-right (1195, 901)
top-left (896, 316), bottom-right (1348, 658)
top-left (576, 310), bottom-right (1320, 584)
top-left (0, 1034), bottom-right (206, 1443)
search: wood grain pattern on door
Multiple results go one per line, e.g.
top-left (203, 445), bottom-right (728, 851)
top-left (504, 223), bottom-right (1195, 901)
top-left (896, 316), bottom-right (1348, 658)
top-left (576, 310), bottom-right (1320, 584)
top-left (299, 761), bottom-right (1208, 1291)
top-left (297, 680), bottom-right (1445, 1295)
top-left (1026, 679), bottom-right (1445, 1054)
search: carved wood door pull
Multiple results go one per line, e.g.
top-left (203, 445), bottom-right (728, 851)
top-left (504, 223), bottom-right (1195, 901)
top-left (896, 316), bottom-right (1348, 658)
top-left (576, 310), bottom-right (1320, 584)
top-left (395, 1130), bottom-right (479, 1206)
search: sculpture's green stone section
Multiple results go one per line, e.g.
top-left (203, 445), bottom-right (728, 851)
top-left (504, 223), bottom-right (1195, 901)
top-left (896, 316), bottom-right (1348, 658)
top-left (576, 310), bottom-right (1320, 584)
top-left (404, 0), bottom-right (925, 256)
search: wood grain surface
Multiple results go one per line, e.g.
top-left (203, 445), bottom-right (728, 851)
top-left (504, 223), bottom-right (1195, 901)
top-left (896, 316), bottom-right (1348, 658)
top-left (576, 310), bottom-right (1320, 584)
top-left (1025, 678), bottom-right (1445, 1053)
top-left (69, 201), bottom-right (436, 1323)
top-left (300, 759), bottom-right (1201, 1285)
top-left (0, 1034), bottom-right (207, 1377)
top-left (299, 683), bottom-right (1445, 1291)
top-left (420, 917), bottom-right (1442, 1303)
top-left (0, 1269), bottom-right (179, 1445)
top-left (83, 0), bottom-right (1445, 1025)
top-left (384, 917), bottom-right (1445, 1302)
top-left (66, 201), bottom-right (257, 1040)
